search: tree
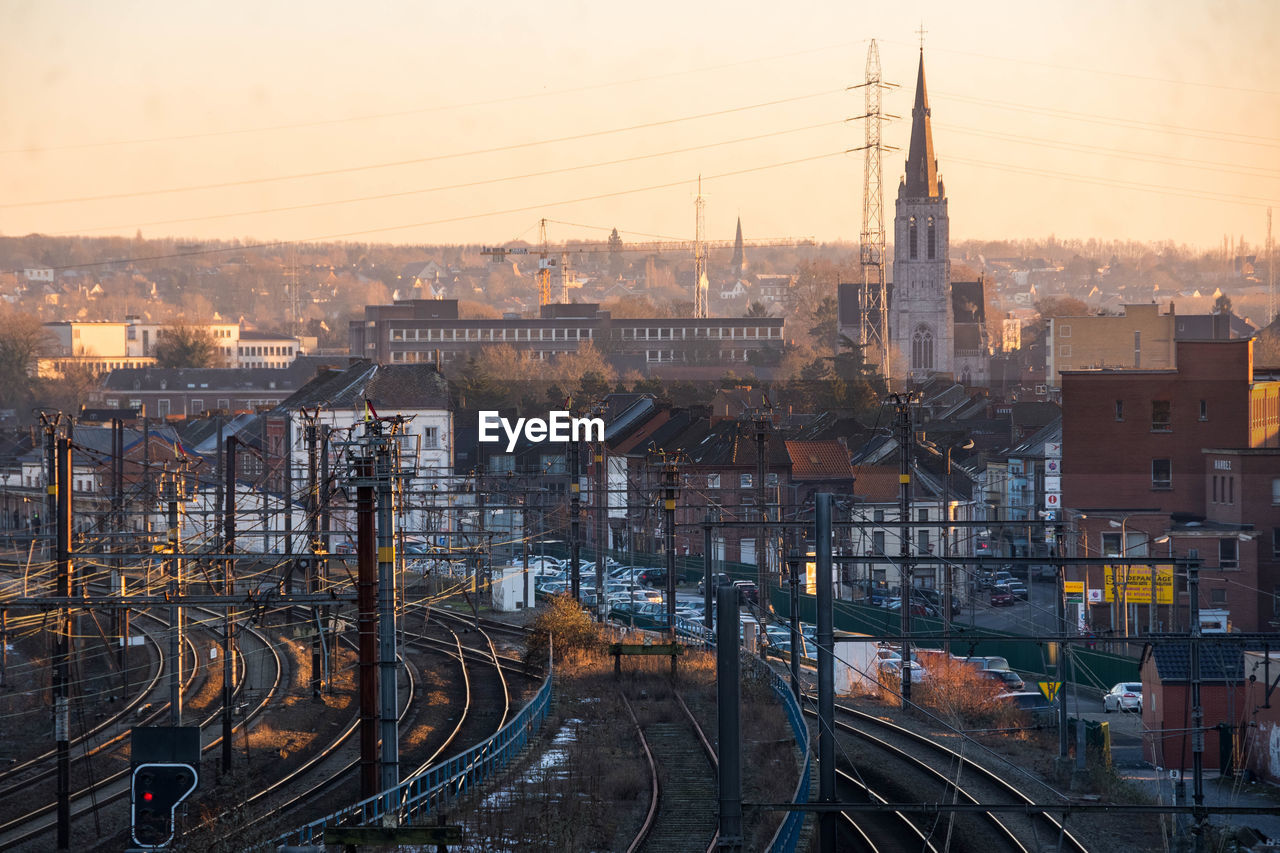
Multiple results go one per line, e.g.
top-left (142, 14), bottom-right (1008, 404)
top-left (1214, 293), bottom-right (1233, 314)
top-left (0, 307), bottom-right (53, 416)
top-left (808, 296), bottom-right (839, 353)
top-left (152, 323), bottom-right (221, 368)
top-left (745, 301), bottom-right (770, 318)
top-left (607, 228), bottom-right (625, 279)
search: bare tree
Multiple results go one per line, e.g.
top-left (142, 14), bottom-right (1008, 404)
top-left (152, 323), bottom-right (222, 368)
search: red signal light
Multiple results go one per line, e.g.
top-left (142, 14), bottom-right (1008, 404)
top-left (143, 791), bottom-right (154, 802)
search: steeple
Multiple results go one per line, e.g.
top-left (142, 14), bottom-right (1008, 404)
top-left (730, 216), bottom-right (745, 278)
top-left (903, 51), bottom-right (940, 198)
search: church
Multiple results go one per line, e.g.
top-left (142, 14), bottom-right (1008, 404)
top-left (889, 51), bottom-right (989, 385)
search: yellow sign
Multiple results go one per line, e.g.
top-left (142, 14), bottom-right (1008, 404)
top-left (1039, 681), bottom-right (1061, 702)
top-left (1063, 581), bottom-right (1084, 595)
top-left (1103, 565), bottom-right (1174, 605)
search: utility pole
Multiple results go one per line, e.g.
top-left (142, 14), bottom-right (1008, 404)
top-left (222, 436), bottom-right (237, 777)
top-left (283, 418), bottom-right (294, 594)
top-left (355, 453), bottom-right (378, 801)
top-left (113, 417), bottom-right (128, 697)
top-left (704, 510), bottom-right (716, 632)
top-left (595, 442), bottom-right (606, 622)
top-left (815, 493), bottom-right (836, 853)
top-left (375, 429), bottom-right (400, 798)
top-left (787, 549), bottom-right (801, 702)
top-left (754, 411), bottom-right (770, 603)
top-left (54, 430), bottom-right (72, 853)
top-left (320, 424), bottom-right (334, 690)
top-left (569, 438), bottom-right (581, 602)
top-left (891, 394), bottom-right (915, 706)
top-left (663, 456), bottom-right (679, 638)
top-left (1055, 525), bottom-right (1069, 759)
top-left (306, 416), bottom-right (322, 697)
top-left (1188, 558), bottom-right (1205, 850)
top-left (165, 467), bottom-right (183, 726)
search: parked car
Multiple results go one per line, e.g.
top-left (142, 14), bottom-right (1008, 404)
top-left (979, 669), bottom-right (1025, 691)
top-left (698, 572), bottom-right (732, 595)
top-left (1006, 582), bottom-right (1029, 600)
top-left (990, 588), bottom-right (1015, 606)
top-left (879, 658), bottom-right (928, 683)
top-left (999, 691), bottom-right (1058, 725)
top-left (965, 656), bottom-right (1012, 672)
top-left (1104, 682), bottom-right (1143, 713)
top-left (637, 568), bottom-right (668, 588)
top-left (733, 580), bottom-right (760, 605)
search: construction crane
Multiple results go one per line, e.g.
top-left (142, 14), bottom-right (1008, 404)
top-left (482, 217), bottom-right (813, 316)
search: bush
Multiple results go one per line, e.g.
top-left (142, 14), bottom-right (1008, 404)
top-left (524, 593), bottom-right (602, 667)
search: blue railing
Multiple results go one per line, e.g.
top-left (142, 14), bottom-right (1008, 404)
top-left (745, 653), bottom-right (811, 853)
top-left (277, 667), bottom-right (554, 846)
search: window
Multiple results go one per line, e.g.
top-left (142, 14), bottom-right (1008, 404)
top-left (1060, 344), bottom-right (1072, 358)
top-left (1228, 477), bottom-right (1234, 504)
top-left (872, 531), bottom-right (885, 555)
top-left (1059, 325), bottom-right (1071, 338)
top-left (707, 474), bottom-right (721, 490)
top-left (918, 529), bottom-right (931, 553)
top-left (1273, 478), bottom-right (1280, 505)
top-left (1200, 399), bottom-right (1208, 421)
top-left (911, 326), bottom-right (935, 370)
top-left (1210, 587), bottom-right (1227, 605)
top-left (1152, 458), bottom-right (1172, 489)
top-left (157, 399), bottom-right (170, 418)
top-left (1152, 400), bottom-right (1172, 431)
top-left (190, 399), bottom-right (204, 415)
top-left (873, 509), bottom-right (885, 523)
top-left (217, 398), bottom-right (229, 410)
top-left (927, 216), bottom-right (936, 260)
top-left (1134, 330), bottom-right (1142, 368)
top-left (1115, 400), bottom-right (1124, 421)
top-left (1101, 532), bottom-right (1122, 557)
top-left (918, 508), bottom-right (930, 522)
top-left (1272, 528), bottom-right (1280, 558)
top-left (1219, 538), bottom-right (1238, 570)
top-left (422, 427), bottom-right (439, 449)
top-left (1213, 476), bottom-right (1220, 503)
top-left (740, 473), bottom-right (753, 489)
top-left (766, 472), bottom-right (779, 487)
top-left (490, 454), bottom-right (515, 473)
top-left (541, 454), bottom-right (567, 475)
top-left (909, 216), bottom-right (918, 259)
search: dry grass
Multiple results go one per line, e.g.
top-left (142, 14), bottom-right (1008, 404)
top-left (457, 630), bottom-right (802, 852)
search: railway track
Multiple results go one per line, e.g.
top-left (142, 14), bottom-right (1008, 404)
top-left (0, 613), bottom-right (168, 801)
top-left (623, 687), bottom-right (719, 853)
top-left (0, 613), bottom-right (282, 851)
top-left (808, 697), bottom-right (1091, 853)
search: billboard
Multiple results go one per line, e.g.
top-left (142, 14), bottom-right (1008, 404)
top-left (1103, 565), bottom-right (1174, 604)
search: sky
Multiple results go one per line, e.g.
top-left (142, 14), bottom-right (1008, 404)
top-left (1, 0), bottom-right (1278, 252)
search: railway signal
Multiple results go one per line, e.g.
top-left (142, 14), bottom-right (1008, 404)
top-left (131, 762), bottom-right (197, 848)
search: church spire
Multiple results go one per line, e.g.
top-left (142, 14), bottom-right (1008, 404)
top-left (903, 51), bottom-right (940, 198)
top-left (730, 216), bottom-right (745, 278)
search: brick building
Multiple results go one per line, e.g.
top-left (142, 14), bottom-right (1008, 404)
top-left (1062, 338), bottom-right (1280, 633)
top-left (349, 299), bottom-right (786, 377)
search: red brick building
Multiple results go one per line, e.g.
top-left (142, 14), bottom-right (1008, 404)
top-left (1062, 339), bottom-right (1280, 633)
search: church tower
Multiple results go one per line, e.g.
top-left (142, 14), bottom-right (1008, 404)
top-left (891, 51), bottom-right (953, 382)
top-left (730, 216), bottom-right (746, 280)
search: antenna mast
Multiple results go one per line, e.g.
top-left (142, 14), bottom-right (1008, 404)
top-left (1268, 207), bottom-right (1275, 326)
top-left (694, 176), bottom-right (709, 319)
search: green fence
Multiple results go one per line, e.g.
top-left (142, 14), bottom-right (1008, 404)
top-left (768, 587), bottom-right (1139, 691)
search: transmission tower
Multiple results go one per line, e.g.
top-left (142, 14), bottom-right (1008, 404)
top-left (694, 176), bottom-right (709, 319)
top-left (851, 40), bottom-right (897, 383)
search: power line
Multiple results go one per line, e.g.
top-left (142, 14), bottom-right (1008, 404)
top-left (0, 40), bottom-right (865, 157)
top-left (58, 121), bottom-right (842, 236)
top-left (1, 90), bottom-right (843, 210)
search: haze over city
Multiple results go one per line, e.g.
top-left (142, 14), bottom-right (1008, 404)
top-left (3, 0), bottom-right (1278, 249)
